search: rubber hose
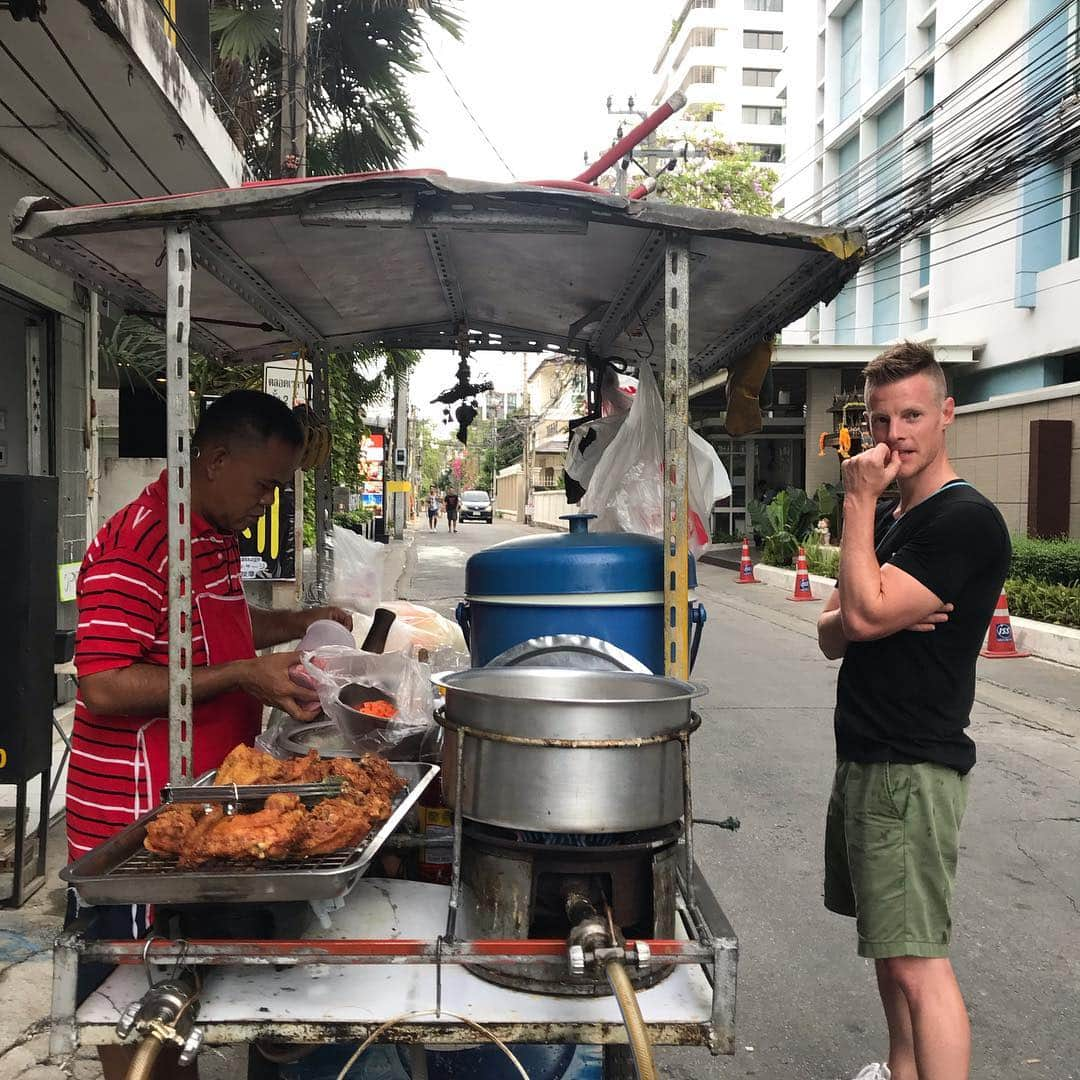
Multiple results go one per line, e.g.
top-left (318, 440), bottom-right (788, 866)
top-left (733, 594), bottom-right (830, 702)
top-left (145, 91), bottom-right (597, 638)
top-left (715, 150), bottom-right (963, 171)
top-left (606, 959), bottom-right (658, 1080)
top-left (125, 1035), bottom-right (164, 1080)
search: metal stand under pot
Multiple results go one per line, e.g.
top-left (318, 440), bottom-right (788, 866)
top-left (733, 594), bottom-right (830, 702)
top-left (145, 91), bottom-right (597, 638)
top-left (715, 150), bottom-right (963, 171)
top-left (434, 667), bottom-right (703, 998)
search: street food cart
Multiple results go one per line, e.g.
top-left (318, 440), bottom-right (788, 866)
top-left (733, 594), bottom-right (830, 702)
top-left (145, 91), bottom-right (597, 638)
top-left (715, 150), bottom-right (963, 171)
top-left (13, 169), bottom-right (863, 1078)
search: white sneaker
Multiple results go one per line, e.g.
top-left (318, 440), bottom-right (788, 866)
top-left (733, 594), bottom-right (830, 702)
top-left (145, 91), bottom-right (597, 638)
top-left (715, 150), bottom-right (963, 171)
top-left (850, 1066), bottom-right (891, 1080)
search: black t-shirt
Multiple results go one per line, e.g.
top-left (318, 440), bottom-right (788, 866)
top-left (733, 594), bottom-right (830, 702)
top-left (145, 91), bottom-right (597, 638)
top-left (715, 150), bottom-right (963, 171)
top-left (835, 482), bottom-right (1011, 774)
top-left (445, 494), bottom-right (459, 513)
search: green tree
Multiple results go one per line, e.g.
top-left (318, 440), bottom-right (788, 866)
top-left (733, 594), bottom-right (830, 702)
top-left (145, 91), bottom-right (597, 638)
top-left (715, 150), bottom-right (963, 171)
top-left (656, 136), bottom-right (777, 216)
top-left (210, 0), bottom-right (464, 178)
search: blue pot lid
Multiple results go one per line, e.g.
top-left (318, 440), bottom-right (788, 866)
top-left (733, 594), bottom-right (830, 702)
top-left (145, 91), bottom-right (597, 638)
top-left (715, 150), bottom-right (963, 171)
top-left (465, 514), bottom-right (698, 596)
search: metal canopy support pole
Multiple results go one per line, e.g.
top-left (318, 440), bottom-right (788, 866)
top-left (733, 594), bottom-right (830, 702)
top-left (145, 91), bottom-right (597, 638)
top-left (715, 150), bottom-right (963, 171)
top-left (166, 227), bottom-right (193, 783)
top-left (312, 349), bottom-right (332, 601)
top-left (663, 235), bottom-right (690, 681)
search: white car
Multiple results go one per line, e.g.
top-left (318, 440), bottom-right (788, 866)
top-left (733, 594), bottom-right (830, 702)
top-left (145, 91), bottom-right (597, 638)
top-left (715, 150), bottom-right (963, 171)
top-left (460, 490), bottom-right (493, 523)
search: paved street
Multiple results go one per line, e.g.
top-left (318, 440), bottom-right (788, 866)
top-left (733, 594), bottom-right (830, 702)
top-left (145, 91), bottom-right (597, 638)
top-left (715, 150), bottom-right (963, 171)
top-left (1, 520), bottom-right (1075, 1080)
top-left (401, 521), bottom-right (1080, 1080)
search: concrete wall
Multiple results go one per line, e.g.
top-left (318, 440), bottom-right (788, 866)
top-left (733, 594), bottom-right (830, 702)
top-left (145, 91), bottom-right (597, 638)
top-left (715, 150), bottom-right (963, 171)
top-left (101, 457), bottom-right (164, 523)
top-left (946, 385), bottom-right (1080, 536)
top-left (805, 366), bottom-right (844, 494)
top-left (494, 464), bottom-right (523, 521)
top-left (532, 489), bottom-right (572, 530)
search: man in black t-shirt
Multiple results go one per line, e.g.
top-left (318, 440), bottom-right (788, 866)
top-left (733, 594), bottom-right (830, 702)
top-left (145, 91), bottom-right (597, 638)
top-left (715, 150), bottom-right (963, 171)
top-left (817, 343), bottom-right (1010, 1080)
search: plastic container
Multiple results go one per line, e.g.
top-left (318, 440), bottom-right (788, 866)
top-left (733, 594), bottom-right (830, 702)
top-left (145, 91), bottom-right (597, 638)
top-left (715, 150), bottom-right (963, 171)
top-left (456, 514), bottom-right (706, 675)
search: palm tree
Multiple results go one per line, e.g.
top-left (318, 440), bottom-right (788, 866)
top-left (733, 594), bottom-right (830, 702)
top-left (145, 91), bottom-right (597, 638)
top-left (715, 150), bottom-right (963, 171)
top-left (210, 0), bottom-right (464, 178)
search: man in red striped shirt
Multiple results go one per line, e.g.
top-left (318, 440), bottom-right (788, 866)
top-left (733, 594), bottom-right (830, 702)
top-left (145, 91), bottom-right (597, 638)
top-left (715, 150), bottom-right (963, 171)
top-left (68, 390), bottom-right (351, 1078)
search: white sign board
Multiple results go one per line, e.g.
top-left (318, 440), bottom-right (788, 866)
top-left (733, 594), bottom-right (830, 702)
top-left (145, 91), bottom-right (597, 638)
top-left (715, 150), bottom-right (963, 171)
top-left (263, 360), bottom-right (309, 407)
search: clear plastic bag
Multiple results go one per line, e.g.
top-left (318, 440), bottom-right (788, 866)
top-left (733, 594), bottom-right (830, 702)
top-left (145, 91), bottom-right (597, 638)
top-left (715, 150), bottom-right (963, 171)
top-left (302, 646), bottom-right (433, 754)
top-left (580, 362), bottom-right (729, 557)
top-left (329, 526), bottom-right (387, 616)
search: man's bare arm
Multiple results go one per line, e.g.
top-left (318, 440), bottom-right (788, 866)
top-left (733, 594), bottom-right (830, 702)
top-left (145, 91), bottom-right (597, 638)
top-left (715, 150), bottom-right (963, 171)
top-left (79, 651), bottom-right (321, 721)
top-left (249, 606), bottom-right (354, 650)
top-left (817, 589), bottom-right (848, 659)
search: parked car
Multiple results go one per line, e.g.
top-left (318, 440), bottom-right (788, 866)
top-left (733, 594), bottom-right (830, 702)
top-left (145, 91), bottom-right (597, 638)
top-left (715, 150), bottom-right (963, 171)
top-left (460, 490), bottom-right (493, 523)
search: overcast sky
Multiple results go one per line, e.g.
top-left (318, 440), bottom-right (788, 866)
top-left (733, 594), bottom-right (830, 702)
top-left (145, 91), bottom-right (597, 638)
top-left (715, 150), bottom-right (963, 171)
top-left (400, 0), bottom-right (675, 425)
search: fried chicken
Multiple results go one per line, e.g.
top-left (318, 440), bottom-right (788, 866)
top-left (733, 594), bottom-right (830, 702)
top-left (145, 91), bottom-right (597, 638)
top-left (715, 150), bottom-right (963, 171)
top-left (144, 747), bottom-right (405, 864)
top-left (177, 793), bottom-right (308, 867)
top-left (144, 803), bottom-right (199, 856)
top-left (297, 797), bottom-right (376, 856)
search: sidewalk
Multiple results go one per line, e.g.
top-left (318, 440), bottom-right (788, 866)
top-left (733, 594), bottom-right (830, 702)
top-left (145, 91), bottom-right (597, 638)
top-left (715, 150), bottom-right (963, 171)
top-left (694, 558), bottom-right (1080, 740)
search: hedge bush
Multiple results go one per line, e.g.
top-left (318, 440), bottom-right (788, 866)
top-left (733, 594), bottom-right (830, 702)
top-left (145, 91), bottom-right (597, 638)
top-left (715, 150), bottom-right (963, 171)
top-left (1004, 577), bottom-right (1080, 630)
top-left (1009, 536), bottom-right (1080, 586)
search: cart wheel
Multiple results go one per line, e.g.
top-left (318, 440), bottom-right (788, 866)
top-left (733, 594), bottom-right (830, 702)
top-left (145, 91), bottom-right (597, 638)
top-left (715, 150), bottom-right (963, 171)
top-left (602, 1045), bottom-right (637, 1078)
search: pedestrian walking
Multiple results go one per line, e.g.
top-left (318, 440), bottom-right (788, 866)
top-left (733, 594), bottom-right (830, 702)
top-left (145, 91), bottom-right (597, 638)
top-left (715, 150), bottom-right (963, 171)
top-left (426, 488), bottom-right (440, 531)
top-left (444, 489), bottom-right (459, 533)
top-left (816, 343), bottom-right (1010, 1080)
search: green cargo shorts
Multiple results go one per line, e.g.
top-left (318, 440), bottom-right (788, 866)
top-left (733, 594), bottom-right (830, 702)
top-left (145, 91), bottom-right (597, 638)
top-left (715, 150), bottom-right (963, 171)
top-left (824, 760), bottom-right (969, 959)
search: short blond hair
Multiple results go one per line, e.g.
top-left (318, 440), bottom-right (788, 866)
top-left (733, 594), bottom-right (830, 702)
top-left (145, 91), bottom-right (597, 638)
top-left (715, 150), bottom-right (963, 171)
top-left (863, 342), bottom-right (948, 403)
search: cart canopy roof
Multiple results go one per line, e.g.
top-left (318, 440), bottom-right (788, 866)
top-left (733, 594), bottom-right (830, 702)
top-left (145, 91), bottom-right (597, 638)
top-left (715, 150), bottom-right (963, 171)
top-left (12, 170), bottom-right (863, 380)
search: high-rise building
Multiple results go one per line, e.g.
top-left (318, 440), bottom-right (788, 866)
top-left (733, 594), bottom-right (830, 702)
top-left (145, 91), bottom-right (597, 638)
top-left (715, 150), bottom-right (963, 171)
top-left (651, 0), bottom-right (787, 166)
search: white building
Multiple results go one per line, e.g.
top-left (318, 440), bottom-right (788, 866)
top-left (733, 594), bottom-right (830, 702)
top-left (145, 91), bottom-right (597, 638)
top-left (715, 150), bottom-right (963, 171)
top-left (651, 0), bottom-right (787, 165)
top-left (763, 0), bottom-right (1080, 537)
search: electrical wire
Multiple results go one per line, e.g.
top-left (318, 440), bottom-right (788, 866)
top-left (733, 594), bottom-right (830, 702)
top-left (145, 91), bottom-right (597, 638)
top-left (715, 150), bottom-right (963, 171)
top-left (37, 18), bottom-right (172, 194)
top-left (0, 95), bottom-right (107, 203)
top-left (332, 1010), bottom-right (529, 1080)
top-left (774, 0), bottom-right (1030, 200)
top-left (787, 4), bottom-right (1080, 249)
top-left (784, 0), bottom-right (1076, 220)
top-left (424, 42), bottom-right (516, 180)
top-left (0, 141), bottom-right (66, 202)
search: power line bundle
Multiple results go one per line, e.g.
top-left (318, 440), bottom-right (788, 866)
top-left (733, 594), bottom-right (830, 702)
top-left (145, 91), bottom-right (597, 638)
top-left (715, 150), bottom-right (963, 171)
top-left (788, 0), bottom-right (1080, 259)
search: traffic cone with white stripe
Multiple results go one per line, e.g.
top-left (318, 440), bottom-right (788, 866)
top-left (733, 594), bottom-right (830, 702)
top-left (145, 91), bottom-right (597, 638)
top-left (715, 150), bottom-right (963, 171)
top-left (787, 547), bottom-right (821, 602)
top-left (735, 538), bottom-right (760, 584)
top-left (980, 590), bottom-right (1030, 658)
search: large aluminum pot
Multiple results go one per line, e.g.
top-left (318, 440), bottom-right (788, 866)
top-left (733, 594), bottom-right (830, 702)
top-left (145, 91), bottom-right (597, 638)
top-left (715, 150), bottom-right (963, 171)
top-left (433, 668), bottom-right (703, 834)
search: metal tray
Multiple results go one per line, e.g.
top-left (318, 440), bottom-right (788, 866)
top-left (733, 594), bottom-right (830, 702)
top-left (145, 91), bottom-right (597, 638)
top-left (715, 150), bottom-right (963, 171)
top-left (60, 762), bottom-right (438, 906)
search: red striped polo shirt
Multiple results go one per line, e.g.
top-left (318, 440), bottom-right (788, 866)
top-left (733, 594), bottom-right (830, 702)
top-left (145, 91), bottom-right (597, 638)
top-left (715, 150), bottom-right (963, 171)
top-left (68, 472), bottom-right (245, 858)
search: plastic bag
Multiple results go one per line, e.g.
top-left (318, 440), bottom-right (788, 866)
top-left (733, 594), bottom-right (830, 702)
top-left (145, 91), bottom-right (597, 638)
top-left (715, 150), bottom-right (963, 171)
top-left (302, 646), bottom-right (433, 753)
top-left (581, 362), bottom-right (730, 557)
top-left (564, 367), bottom-right (636, 498)
top-left (329, 526), bottom-right (387, 616)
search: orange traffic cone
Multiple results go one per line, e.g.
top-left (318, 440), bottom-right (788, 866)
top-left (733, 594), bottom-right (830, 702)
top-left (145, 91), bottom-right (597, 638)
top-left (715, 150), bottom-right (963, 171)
top-left (787, 547), bottom-right (821, 602)
top-left (735, 538), bottom-right (760, 584)
top-left (980, 590), bottom-right (1030, 658)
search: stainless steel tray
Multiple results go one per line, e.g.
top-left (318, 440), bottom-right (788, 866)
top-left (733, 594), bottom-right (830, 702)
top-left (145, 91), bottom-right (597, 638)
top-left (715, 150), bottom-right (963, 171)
top-left (60, 762), bottom-right (438, 906)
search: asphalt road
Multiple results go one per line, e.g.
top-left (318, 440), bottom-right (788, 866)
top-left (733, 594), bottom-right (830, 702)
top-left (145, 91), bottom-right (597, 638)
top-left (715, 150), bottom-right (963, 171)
top-left (402, 520), bottom-right (1080, 1080)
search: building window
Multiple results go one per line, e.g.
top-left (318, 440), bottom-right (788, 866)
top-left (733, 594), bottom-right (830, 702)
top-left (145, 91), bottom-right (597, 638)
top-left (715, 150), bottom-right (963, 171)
top-left (744, 30), bottom-right (783, 50)
top-left (743, 67), bottom-right (780, 87)
top-left (913, 296), bottom-right (928, 331)
top-left (878, 0), bottom-right (906, 86)
top-left (872, 249), bottom-right (901, 342)
top-left (923, 67), bottom-right (935, 113)
top-left (1067, 160), bottom-right (1080, 260)
top-left (834, 278), bottom-right (857, 344)
top-left (926, 17), bottom-right (936, 48)
top-left (839, 1), bottom-right (862, 120)
top-left (742, 105), bottom-right (784, 125)
top-left (837, 134), bottom-right (860, 219)
top-left (745, 0), bottom-right (783, 10)
top-left (747, 143), bottom-right (783, 162)
top-left (917, 234), bottom-right (931, 287)
top-left (875, 97), bottom-right (904, 201)
top-left (690, 0), bottom-right (715, 8)
top-left (674, 26), bottom-right (716, 70)
top-left (679, 65), bottom-right (716, 92)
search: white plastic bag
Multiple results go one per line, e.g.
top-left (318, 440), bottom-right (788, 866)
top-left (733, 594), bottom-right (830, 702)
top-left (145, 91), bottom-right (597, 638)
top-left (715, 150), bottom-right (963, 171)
top-left (302, 646), bottom-right (433, 753)
top-left (581, 362), bottom-right (729, 557)
top-left (330, 526), bottom-right (387, 615)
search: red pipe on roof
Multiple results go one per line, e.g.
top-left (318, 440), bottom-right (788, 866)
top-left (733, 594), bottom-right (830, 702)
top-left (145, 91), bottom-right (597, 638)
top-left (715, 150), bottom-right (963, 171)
top-left (574, 92), bottom-right (686, 186)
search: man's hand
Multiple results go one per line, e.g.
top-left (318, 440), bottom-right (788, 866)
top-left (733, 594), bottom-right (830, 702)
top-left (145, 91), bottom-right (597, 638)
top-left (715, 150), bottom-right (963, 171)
top-left (237, 651), bottom-right (322, 722)
top-left (303, 606), bottom-right (354, 633)
top-left (904, 602), bottom-right (954, 633)
top-left (841, 442), bottom-right (901, 503)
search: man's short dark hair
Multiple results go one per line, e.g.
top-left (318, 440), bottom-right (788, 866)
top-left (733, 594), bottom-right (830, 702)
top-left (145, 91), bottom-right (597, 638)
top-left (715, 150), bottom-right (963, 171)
top-left (863, 341), bottom-right (948, 402)
top-left (194, 389), bottom-right (304, 451)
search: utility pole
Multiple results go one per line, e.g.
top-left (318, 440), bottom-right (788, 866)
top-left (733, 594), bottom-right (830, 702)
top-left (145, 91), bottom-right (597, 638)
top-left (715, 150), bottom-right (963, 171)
top-left (280, 0), bottom-right (308, 179)
top-left (521, 354), bottom-right (532, 525)
top-left (391, 371), bottom-right (409, 540)
top-left (280, 0), bottom-right (307, 602)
